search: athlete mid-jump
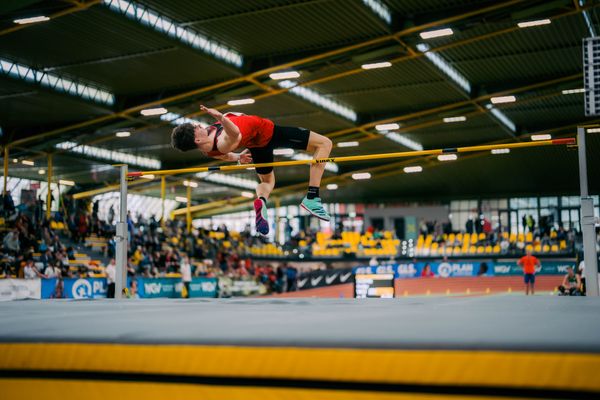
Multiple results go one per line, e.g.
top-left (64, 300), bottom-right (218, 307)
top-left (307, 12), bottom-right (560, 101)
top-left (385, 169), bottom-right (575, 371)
top-left (171, 105), bottom-right (332, 235)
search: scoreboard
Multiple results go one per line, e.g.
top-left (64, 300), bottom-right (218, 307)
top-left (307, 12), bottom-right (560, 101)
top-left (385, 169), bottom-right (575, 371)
top-left (354, 274), bottom-right (395, 298)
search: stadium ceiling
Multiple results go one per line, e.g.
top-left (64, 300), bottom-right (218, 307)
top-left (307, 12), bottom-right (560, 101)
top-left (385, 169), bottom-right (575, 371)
top-left (1, 0), bottom-right (599, 216)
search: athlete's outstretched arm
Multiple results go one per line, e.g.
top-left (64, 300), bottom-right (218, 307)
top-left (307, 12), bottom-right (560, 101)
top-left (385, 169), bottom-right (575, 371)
top-left (200, 105), bottom-right (240, 152)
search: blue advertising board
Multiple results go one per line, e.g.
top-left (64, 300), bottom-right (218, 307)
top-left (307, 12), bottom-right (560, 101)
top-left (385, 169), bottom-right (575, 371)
top-left (45, 278), bottom-right (109, 299)
top-left (354, 260), bottom-right (575, 278)
top-left (41, 277), bottom-right (218, 299)
top-left (137, 277), bottom-right (217, 298)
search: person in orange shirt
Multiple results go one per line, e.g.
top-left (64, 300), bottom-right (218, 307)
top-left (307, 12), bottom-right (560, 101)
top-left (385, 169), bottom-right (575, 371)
top-left (517, 249), bottom-right (541, 295)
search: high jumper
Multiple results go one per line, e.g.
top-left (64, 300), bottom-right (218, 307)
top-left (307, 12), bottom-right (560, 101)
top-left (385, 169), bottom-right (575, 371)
top-left (170, 105), bottom-right (333, 235)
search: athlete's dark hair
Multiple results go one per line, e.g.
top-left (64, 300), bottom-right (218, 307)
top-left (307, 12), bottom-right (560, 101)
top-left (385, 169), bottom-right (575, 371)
top-left (171, 123), bottom-right (197, 152)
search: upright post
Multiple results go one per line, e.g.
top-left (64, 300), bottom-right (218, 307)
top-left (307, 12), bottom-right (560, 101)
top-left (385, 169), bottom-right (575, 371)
top-left (160, 176), bottom-right (166, 228)
top-left (577, 127), bottom-right (599, 296)
top-left (46, 154), bottom-right (53, 220)
top-left (3, 146), bottom-right (8, 196)
top-left (274, 197), bottom-right (281, 244)
top-left (115, 165), bottom-right (128, 299)
top-left (186, 184), bottom-right (192, 234)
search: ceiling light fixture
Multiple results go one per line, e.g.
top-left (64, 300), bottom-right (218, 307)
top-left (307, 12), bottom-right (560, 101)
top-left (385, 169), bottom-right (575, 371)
top-left (531, 134), bottom-right (552, 141)
top-left (14, 16), bottom-right (50, 24)
top-left (419, 28), bottom-right (453, 39)
top-left (227, 98), bottom-right (255, 106)
top-left (352, 173), bottom-right (371, 180)
top-left (140, 107), bottom-right (168, 116)
top-left (490, 95), bottom-right (516, 104)
top-left (404, 166), bottom-right (423, 173)
top-left (361, 61), bottom-right (392, 70)
top-left (269, 71), bottom-right (300, 80)
top-left (517, 19), bottom-right (551, 28)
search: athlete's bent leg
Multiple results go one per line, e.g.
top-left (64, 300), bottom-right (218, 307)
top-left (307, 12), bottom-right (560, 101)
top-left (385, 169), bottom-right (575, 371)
top-left (254, 172), bottom-right (275, 235)
top-left (301, 132), bottom-right (332, 221)
top-left (306, 131), bottom-right (333, 187)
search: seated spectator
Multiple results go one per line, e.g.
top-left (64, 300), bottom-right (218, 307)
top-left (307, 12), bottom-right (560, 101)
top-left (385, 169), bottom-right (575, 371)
top-left (559, 266), bottom-right (581, 296)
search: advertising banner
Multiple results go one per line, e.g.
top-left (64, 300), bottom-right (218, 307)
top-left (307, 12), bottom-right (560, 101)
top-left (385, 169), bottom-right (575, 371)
top-left (354, 263), bottom-right (418, 278)
top-left (218, 277), bottom-right (266, 297)
top-left (0, 279), bottom-right (41, 301)
top-left (137, 277), bottom-right (217, 298)
top-left (62, 278), bottom-right (108, 299)
top-left (492, 260), bottom-right (576, 276)
top-left (296, 268), bottom-right (354, 290)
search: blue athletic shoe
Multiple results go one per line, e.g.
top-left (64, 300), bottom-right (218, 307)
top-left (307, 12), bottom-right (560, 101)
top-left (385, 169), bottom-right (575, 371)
top-left (300, 196), bottom-right (330, 221)
top-left (254, 198), bottom-right (270, 235)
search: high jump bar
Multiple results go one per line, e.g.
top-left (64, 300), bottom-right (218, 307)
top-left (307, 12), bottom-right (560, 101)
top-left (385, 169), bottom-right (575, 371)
top-left (127, 138), bottom-right (575, 178)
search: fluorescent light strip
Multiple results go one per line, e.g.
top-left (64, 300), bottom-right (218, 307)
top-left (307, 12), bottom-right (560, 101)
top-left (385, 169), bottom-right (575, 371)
top-left (269, 71), bottom-right (300, 80)
top-left (384, 132), bottom-right (423, 151)
top-left (517, 19), bottom-right (551, 28)
top-left (196, 172), bottom-right (258, 190)
top-left (278, 80), bottom-right (357, 121)
top-left (115, 131), bottom-right (131, 137)
top-left (352, 172), bottom-right (371, 180)
top-left (531, 134), bottom-right (551, 141)
top-left (59, 179), bottom-right (75, 186)
top-left (326, 184), bottom-right (338, 190)
top-left (361, 0), bottom-right (391, 24)
top-left (416, 43), bottom-right (471, 92)
top-left (437, 154), bottom-right (457, 161)
top-left (183, 180), bottom-right (198, 188)
top-left (337, 141), bottom-right (359, 148)
top-left (55, 141), bottom-right (161, 169)
top-left (38, 169), bottom-right (45, 175)
top-left (14, 16), bottom-right (49, 24)
top-left (0, 57), bottom-right (114, 105)
top-left (485, 105), bottom-right (516, 132)
top-left (404, 166), bottom-right (423, 173)
top-left (490, 95), bottom-right (516, 104)
top-left (175, 196), bottom-right (188, 203)
top-left (160, 112), bottom-right (208, 127)
top-left (227, 98), bottom-right (255, 106)
top-left (289, 153), bottom-right (339, 173)
top-left (443, 116), bottom-right (466, 123)
top-left (21, 160), bottom-right (34, 166)
top-left (376, 123), bottom-right (400, 131)
top-left (491, 148), bottom-right (510, 154)
top-left (361, 61), bottom-right (392, 70)
top-left (273, 148), bottom-right (294, 156)
top-left (587, 128), bottom-right (600, 133)
top-left (141, 174), bottom-right (155, 180)
top-left (140, 107), bottom-right (167, 116)
top-left (562, 88), bottom-right (585, 95)
top-left (419, 28), bottom-right (453, 39)
top-left (102, 0), bottom-right (242, 67)
top-left (240, 191), bottom-right (255, 198)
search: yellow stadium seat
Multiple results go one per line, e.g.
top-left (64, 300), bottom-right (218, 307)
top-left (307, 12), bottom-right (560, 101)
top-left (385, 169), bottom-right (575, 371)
top-left (509, 233), bottom-right (517, 242)
top-left (526, 232), bottom-right (533, 243)
top-left (478, 233), bottom-right (486, 241)
top-left (493, 245), bottom-right (501, 253)
top-left (477, 246), bottom-right (485, 254)
top-left (469, 246), bottom-right (476, 254)
top-left (525, 244), bottom-right (533, 252)
top-left (550, 231), bottom-right (557, 239)
top-left (453, 247), bottom-right (462, 256)
top-left (542, 245), bottom-right (550, 253)
top-left (559, 240), bottom-right (567, 250)
top-left (485, 245), bottom-right (493, 254)
top-left (551, 244), bottom-right (559, 252)
top-left (534, 244), bottom-right (541, 253)
top-left (471, 234), bottom-right (478, 244)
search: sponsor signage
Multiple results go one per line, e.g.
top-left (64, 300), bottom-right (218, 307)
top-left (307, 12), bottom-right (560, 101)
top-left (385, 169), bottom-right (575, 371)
top-left (218, 277), bottom-right (264, 297)
top-left (137, 277), bottom-right (217, 298)
top-left (355, 260), bottom-right (576, 278)
top-left (354, 274), bottom-right (394, 298)
top-left (0, 279), bottom-right (41, 301)
top-left (297, 268), bottom-right (353, 290)
top-left (62, 278), bottom-right (108, 299)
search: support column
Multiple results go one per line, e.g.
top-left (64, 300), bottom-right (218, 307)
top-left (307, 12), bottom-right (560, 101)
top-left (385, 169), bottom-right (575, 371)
top-left (577, 127), bottom-right (599, 296)
top-left (46, 154), bottom-right (53, 220)
top-left (3, 147), bottom-right (8, 196)
top-left (115, 165), bottom-right (128, 299)
top-left (160, 176), bottom-right (166, 228)
top-left (186, 184), bottom-right (192, 234)
top-left (274, 197), bottom-right (281, 244)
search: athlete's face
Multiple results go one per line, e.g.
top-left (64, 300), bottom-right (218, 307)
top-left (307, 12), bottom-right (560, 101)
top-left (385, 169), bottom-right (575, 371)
top-left (193, 124), bottom-right (211, 147)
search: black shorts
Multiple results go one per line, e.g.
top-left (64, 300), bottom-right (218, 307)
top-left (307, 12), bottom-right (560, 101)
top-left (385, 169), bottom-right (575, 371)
top-left (524, 273), bottom-right (535, 284)
top-left (249, 125), bottom-right (311, 174)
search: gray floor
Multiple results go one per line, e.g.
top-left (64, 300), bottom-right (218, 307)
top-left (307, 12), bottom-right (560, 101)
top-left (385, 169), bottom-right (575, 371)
top-left (1, 296), bottom-right (599, 353)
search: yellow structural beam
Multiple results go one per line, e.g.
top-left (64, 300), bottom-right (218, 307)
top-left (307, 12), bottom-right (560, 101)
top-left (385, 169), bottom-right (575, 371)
top-left (130, 138), bottom-right (575, 179)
